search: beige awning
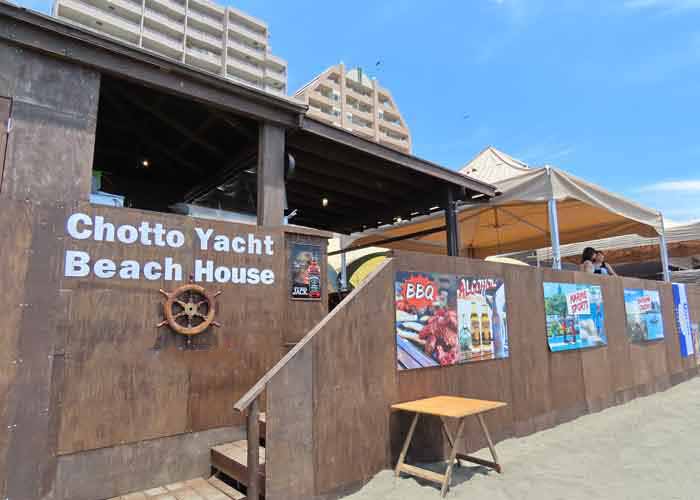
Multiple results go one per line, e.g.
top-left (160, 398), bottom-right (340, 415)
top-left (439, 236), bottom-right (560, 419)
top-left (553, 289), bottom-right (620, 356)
top-left (350, 167), bottom-right (663, 258)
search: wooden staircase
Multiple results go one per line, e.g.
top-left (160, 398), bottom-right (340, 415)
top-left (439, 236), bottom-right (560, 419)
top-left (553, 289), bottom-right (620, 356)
top-left (209, 411), bottom-right (267, 499)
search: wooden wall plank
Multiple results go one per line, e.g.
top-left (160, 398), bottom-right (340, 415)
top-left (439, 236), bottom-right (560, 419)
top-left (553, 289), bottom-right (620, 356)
top-left (0, 42), bottom-right (99, 203)
top-left (5, 204), bottom-right (65, 500)
top-left (605, 277), bottom-right (634, 402)
top-left (505, 264), bottom-right (554, 437)
top-left (266, 345), bottom-right (314, 500)
top-left (56, 205), bottom-right (315, 452)
top-left (0, 96), bottom-right (10, 184)
top-left (0, 200), bottom-right (34, 498)
top-left (312, 259), bottom-right (397, 496)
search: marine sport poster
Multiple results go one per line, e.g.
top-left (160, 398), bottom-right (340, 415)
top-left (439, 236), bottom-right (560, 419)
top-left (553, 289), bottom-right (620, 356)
top-left (543, 282), bottom-right (607, 352)
top-left (672, 283), bottom-right (694, 357)
top-left (623, 289), bottom-right (664, 342)
top-left (394, 271), bottom-right (508, 370)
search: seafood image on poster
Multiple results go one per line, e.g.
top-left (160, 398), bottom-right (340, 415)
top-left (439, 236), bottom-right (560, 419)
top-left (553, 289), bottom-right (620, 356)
top-left (394, 271), bottom-right (508, 370)
top-left (543, 282), bottom-right (607, 352)
top-left (624, 289), bottom-right (664, 342)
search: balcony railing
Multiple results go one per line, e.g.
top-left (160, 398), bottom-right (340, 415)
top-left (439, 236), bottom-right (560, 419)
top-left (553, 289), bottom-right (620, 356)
top-left (345, 86), bottom-right (373, 106)
top-left (187, 8), bottom-right (223, 33)
top-left (143, 26), bottom-right (183, 50)
top-left (145, 8), bottom-right (184, 33)
top-left (228, 18), bottom-right (266, 45)
top-left (187, 47), bottom-right (222, 66)
top-left (227, 55), bottom-right (264, 79)
top-left (107, 0), bottom-right (142, 17)
top-left (148, 0), bottom-right (184, 16)
top-left (60, 0), bottom-right (141, 33)
top-left (227, 35), bottom-right (265, 62)
top-left (188, 25), bottom-right (223, 49)
top-left (380, 118), bottom-right (406, 135)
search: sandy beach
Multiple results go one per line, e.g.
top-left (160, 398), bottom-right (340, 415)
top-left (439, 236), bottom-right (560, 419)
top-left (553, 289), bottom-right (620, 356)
top-left (345, 377), bottom-right (700, 500)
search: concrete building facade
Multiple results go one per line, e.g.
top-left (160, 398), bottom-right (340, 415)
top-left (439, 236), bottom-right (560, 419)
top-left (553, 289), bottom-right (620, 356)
top-left (294, 63), bottom-right (412, 154)
top-left (53, 0), bottom-right (287, 94)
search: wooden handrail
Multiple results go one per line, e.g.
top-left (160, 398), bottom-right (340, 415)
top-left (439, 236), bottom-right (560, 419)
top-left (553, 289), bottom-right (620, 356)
top-left (233, 257), bottom-right (394, 411)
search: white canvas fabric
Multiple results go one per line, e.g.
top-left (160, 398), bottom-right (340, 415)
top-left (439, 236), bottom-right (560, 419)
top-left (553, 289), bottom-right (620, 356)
top-left (350, 166), bottom-right (663, 258)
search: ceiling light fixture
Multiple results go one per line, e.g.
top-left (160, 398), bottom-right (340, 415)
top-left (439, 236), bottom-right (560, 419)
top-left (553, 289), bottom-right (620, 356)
top-left (321, 197), bottom-right (329, 207)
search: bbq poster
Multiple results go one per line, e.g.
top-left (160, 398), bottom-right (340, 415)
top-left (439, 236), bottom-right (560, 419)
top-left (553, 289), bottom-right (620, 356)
top-left (290, 243), bottom-right (322, 300)
top-left (394, 271), bottom-right (508, 370)
top-left (624, 289), bottom-right (664, 342)
top-left (543, 282), bottom-right (607, 352)
top-left (672, 283), bottom-right (694, 357)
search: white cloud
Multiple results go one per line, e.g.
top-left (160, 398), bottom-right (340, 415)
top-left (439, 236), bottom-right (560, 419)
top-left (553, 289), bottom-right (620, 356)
top-left (639, 180), bottom-right (700, 192)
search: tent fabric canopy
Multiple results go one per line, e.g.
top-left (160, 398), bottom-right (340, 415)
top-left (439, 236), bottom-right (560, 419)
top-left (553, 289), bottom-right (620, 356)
top-left (350, 166), bottom-right (663, 259)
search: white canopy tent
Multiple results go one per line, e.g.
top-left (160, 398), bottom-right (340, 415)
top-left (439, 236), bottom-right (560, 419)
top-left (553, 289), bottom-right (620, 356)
top-left (349, 164), bottom-right (672, 280)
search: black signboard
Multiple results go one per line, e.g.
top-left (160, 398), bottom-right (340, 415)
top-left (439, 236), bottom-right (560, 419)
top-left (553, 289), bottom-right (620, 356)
top-left (290, 242), bottom-right (322, 300)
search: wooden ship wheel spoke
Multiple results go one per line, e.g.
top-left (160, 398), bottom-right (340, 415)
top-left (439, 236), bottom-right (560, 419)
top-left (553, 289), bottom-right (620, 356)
top-left (157, 282), bottom-right (222, 336)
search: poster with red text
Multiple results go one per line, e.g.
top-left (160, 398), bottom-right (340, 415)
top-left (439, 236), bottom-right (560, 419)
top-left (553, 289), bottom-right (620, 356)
top-left (395, 271), bottom-right (508, 370)
top-left (543, 282), bottom-right (606, 352)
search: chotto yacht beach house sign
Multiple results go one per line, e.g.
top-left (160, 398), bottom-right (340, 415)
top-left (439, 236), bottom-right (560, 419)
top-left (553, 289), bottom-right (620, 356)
top-left (62, 212), bottom-right (277, 285)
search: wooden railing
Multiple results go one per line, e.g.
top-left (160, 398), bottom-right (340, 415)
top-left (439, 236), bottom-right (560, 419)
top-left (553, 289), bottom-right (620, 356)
top-left (232, 258), bottom-right (394, 498)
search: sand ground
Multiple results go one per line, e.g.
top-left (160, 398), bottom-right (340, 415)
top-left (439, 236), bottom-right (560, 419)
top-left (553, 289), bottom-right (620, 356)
top-left (345, 377), bottom-right (700, 500)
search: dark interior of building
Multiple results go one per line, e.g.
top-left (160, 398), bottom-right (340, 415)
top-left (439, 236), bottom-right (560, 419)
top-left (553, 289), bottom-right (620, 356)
top-left (93, 74), bottom-right (490, 234)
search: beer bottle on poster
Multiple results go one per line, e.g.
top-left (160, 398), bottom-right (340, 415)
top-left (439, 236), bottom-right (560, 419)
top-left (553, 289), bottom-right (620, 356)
top-left (307, 259), bottom-right (321, 299)
top-left (481, 304), bottom-right (493, 354)
top-left (460, 313), bottom-right (472, 361)
top-left (470, 302), bottom-right (482, 353)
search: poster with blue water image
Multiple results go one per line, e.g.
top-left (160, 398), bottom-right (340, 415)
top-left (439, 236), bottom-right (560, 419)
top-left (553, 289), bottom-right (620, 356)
top-left (543, 282), bottom-right (607, 352)
top-left (624, 289), bottom-right (664, 342)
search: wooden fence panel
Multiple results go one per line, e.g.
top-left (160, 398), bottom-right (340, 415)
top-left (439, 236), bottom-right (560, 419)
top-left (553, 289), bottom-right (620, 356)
top-left (0, 200), bottom-right (34, 499)
top-left (312, 260), bottom-right (397, 496)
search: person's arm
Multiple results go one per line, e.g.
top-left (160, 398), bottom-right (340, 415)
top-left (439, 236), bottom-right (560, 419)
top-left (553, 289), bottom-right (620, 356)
top-left (581, 260), bottom-right (595, 273)
top-left (604, 262), bottom-right (617, 276)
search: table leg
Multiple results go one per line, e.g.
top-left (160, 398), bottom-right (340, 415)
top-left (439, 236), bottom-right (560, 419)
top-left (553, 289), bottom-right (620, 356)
top-left (440, 417), bottom-right (462, 467)
top-left (440, 417), bottom-right (465, 498)
top-left (477, 413), bottom-right (501, 472)
top-left (395, 413), bottom-right (420, 478)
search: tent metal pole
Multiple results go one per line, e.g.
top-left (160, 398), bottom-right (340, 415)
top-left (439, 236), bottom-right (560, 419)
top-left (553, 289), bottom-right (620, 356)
top-left (547, 198), bottom-right (562, 270)
top-left (659, 215), bottom-right (671, 282)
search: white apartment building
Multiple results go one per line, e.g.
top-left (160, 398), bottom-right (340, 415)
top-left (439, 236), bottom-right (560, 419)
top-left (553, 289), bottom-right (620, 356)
top-left (294, 63), bottom-right (412, 154)
top-left (53, 0), bottom-right (287, 94)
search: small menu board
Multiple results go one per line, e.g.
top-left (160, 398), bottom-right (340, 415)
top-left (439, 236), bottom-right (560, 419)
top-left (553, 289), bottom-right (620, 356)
top-left (290, 242), bottom-right (322, 300)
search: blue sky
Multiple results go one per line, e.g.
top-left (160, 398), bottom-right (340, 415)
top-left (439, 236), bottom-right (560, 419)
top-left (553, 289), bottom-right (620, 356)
top-left (20, 0), bottom-right (700, 222)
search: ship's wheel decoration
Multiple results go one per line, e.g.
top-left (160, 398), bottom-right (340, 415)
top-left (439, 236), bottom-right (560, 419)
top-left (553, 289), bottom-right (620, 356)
top-left (157, 280), bottom-right (222, 336)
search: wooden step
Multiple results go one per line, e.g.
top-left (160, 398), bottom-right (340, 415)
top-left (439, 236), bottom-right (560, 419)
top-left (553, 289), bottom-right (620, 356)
top-left (208, 475), bottom-right (246, 499)
top-left (108, 477), bottom-right (242, 499)
top-left (211, 440), bottom-right (265, 496)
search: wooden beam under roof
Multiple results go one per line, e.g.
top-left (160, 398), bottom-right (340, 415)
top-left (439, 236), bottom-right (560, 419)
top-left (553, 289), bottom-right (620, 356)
top-left (297, 117), bottom-right (497, 197)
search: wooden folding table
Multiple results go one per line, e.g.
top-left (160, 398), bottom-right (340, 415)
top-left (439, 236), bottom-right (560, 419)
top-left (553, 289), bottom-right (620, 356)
top-left (392, 396), bottom-right (507, 497)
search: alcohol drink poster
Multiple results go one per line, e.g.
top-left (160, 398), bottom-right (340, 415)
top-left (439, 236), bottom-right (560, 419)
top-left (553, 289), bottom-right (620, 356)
top-left (672, 283), bottom-right (694, 357)
top-left (543, 282), bottom-right (606, 352)
top-left (624, 289), bottom-right (664, 342)
top-left (290, 243), bottom-right (322, 300)
top-left (394, 271), bottom-right (508, 370)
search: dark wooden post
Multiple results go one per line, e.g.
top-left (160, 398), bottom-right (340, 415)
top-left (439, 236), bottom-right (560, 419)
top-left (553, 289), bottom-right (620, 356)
top-left (444, 186), bottom-right (460, 257)
top-left (257, 122), bottom-right (286, 226)
top-left (247, 397), bottom-right (260, 499)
